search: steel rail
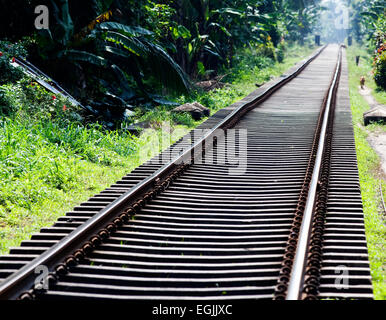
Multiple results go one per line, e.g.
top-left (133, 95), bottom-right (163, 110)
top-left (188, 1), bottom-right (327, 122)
top-left (286, 46), bottom-right (343, 300)
top-left (0, 46), bottom-right (326, 300)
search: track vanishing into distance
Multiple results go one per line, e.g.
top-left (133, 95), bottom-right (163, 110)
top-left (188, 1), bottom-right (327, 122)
top-left (0, 44), bottom-right (373, 300)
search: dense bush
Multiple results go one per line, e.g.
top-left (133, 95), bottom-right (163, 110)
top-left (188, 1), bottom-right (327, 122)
top-left (374, 45), bottom-right (386, 90)
top-left (0, 78), bottom-right (80, 121)
top-left (276, 39), bottom-right (287, 63)
top-left (0, 86), bottom-right (14, 116)
top-left (0, 41), bottom-right (25, 85)
top-left (0, 87), bottom-right (11, 115)
top-left (373, 29), bottom-right (386, 90)
top-left (350, 0), bottom-right (386, 90)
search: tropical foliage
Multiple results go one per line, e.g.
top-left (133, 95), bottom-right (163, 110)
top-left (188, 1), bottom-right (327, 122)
top-left (0, 41), bottom-right (26, 85)
top-left (374, 42), bottom-right (386, 90)
top-left (1, 0), bottom-right (326, 123)
top-left (347, 0), bottom-right (386, 89)
top-left (349, 0), bottom-right (385, 43)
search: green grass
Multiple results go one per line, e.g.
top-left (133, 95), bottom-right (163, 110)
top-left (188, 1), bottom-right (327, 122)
top-left (0, 43), bottom-right (315, 256)
top-left (0, 117), bottom-right (189, 253)
top-left (347, 42), bottom-right (386, 300)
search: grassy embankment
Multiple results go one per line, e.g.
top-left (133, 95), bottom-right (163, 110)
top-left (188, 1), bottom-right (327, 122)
top-left (0, 43), bottom-right (316, 255)
top-left (347, 43), bottom-right (386, 300)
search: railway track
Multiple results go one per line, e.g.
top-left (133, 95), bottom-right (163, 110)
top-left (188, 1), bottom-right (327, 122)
top-left (0, 44), bottom-right (373, 300)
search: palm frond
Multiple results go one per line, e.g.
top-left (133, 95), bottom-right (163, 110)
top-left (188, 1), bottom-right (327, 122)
top-left (99, 22), bottom-right (154, 37)
top-left (111, 64), bottom-right (136, 100)
top-left (142, 40), bottom-right (191, 93)
top-left (103, 30), bottom-right (149, 56)
top-left (59, 49), bottom-right (107, 67)
top-left (97, 23), bottom-right (191, 93)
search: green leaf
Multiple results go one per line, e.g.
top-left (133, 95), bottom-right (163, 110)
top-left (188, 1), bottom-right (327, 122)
top-left (103, 31), bottom-right (148, 57)
top-left (197, 61), bottom-right (205, 75)
top-left (177, 25), bottom-right (192, 39)
top-left (203, 46), bottom-right (221, 59)
top-left (208, 23), bottom-right (232, 37)
top-left (60, 50), bottom-right (107, 67)
top-left (216, 8), bottom-right (243, 16)
top-left (99, 22), bottom-right (154, 37)
top-left (188, 43), bottom-right (193, 54)
top-left (360, 12), bottom-right (378, 20)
